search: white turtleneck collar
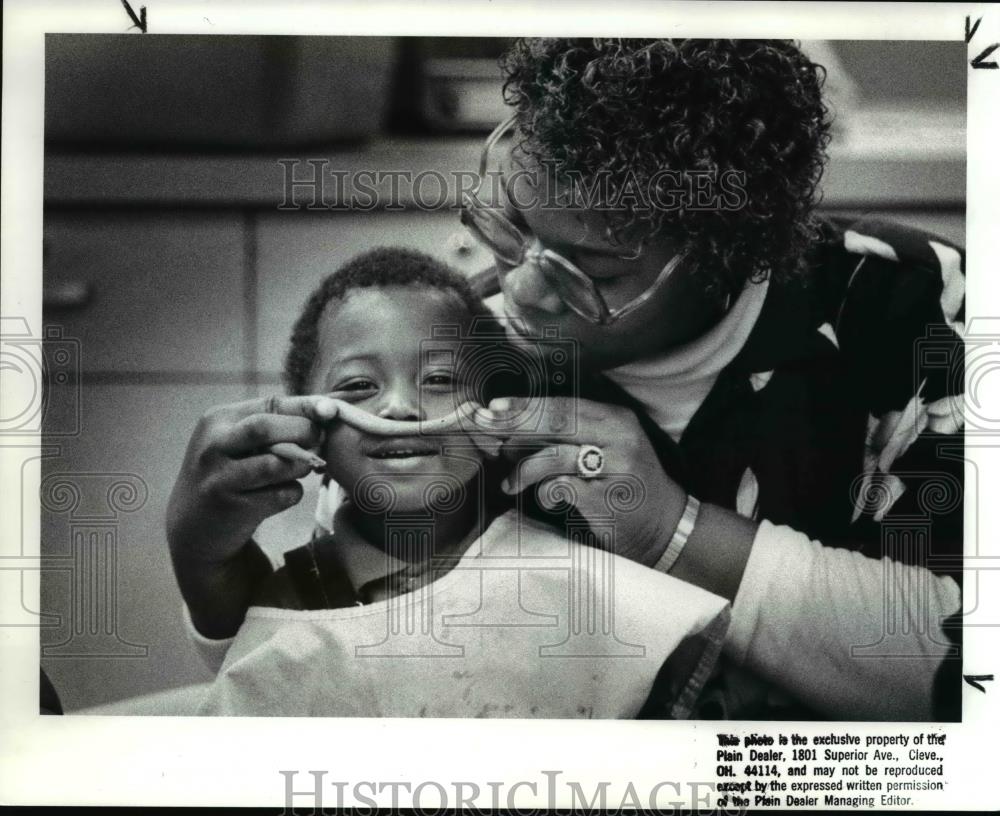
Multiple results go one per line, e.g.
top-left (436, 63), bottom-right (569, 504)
top-left (603, 279), bottom-right (770, 442)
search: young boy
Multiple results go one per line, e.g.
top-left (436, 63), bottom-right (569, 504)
top-left (178, 247), bottom-right (730, 718)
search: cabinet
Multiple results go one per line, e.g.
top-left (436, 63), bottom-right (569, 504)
top-left (44, 212), bottom-right (247, 375)
top-left (38, 211), bottom-right (253, 710)
top-left (40, 383), bottom-right (246, 711)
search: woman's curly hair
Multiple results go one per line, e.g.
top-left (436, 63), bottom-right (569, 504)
top-left (500, 38), bottom-right (832, 298)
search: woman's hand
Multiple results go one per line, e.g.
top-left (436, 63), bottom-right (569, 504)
top-left (166, 394), bottom-right (339, 564)
top-left (468, 396), bottom-right (689, 567)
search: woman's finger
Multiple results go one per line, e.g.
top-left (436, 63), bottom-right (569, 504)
top-left (465, 396), bottom-right (611, 443)
top-left (501, 444), bottom-right (584, 495)
top-left (535, 475), bottom-right (583, 512)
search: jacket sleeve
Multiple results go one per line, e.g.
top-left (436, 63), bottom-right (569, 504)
top-left (725, 520), bottom-right (961, 721)
top-left (181, 602), bottom-right (235, 675)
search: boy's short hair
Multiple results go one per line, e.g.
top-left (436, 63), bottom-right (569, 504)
top-left (283, 246), bottom-right (494, 396)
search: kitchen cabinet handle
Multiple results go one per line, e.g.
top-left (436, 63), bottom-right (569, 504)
top-left (44, 281), bottom-right (93, 311)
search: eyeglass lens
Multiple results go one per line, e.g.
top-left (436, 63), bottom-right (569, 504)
top-left (460, 201), bottom-right (526, 267)
top-left (537, 253), bottom-right (605, 322)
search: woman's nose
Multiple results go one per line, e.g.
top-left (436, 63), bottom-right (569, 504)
top-left (376, 384), bottom-right (423, 422)
top-left (503, 260), bottom-right (566, 315)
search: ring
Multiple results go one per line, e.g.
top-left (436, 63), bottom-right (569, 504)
top-left (576, 445), bottom-right (605, 479)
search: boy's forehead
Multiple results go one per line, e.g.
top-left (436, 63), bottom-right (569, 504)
top-left (326, 285), bottom-right (468, 319)
top-left (317, 286), bottom-right (472, 354)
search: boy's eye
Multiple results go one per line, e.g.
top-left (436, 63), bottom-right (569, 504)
top-left (332, 378), bottom-right (378, 395)
top-left (422, 371), bottom-right (456, 388)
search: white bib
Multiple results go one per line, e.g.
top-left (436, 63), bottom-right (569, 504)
top-left (197, 511), bottom-right (729, 718)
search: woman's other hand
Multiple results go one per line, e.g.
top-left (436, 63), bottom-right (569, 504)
top-left (467, 396), bottom-right (688, 567)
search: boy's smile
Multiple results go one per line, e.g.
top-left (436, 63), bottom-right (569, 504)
top-left (307, 285), bottom-right (484, 513)
top-left (362, 435), bottom-right (440, 466)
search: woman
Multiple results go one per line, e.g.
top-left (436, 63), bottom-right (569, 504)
top-left (456, 38), bottom-right (963, 721)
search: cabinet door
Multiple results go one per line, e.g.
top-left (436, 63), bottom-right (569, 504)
top-left (255, 210), bottom-right (494, 377)
top-left (39, 382), bottom-right (246, 711)
top-left (44, 212), bottom-right (246, 374)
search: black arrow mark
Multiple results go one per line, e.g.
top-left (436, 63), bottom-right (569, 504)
top-left (120, 0), bottom-right (147, 33)
top-left (966, 15), bottom-right (982, 44)
top-left (963, 674), bottom-right (994, 693)
top-left (972, 42), bottom-right (999, 70)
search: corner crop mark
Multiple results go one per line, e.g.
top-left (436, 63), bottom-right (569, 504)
top-left (120, 0), bottom-right (147, 33)
top-left (967, 15), bottom-right (999, 69)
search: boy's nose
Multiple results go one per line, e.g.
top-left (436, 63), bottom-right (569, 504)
top-left (503, 260), bottom-right (567, 315)
top-left (376, 386), bottom-right (423, 422)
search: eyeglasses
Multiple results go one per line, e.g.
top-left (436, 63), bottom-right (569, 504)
top-left (459, 114), bottom-right (685, 326)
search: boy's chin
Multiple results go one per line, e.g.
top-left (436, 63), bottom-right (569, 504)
top-left (348, 468), bottom-right (480, 515)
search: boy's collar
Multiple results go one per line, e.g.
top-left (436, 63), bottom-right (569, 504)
top-left (310, 499), bottom-right (411, 594)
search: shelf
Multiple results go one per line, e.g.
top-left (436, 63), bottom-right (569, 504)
top-left (45, 111), bottom-right (965, 210)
